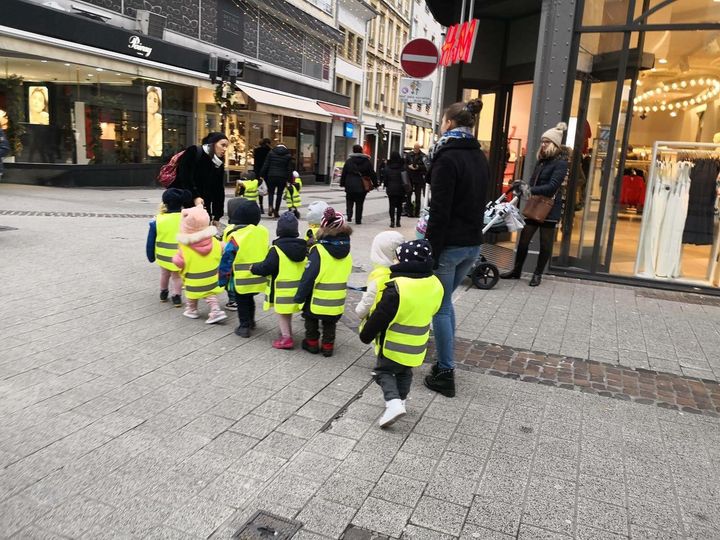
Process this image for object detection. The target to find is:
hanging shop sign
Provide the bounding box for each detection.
[399,78,433,105]
[344,122,355,138]
[401,39,439,78]
[439,19,479,66]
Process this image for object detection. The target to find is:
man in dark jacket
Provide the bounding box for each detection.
[0,128,10,178]
[260,144,293,218]
[405,143,427,217]
[253,138,272,214]
[340,144,377,225]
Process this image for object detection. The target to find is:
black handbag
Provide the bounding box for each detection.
[401,171,412,194]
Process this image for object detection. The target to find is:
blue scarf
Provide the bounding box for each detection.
[426,126,475,164]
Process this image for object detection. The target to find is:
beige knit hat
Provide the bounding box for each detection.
[541,122,568,148]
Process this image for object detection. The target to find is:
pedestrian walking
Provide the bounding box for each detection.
[423,98,489,398]
[340,144,377,225]
[251,212,308,350]
[253,138,272,214]
[359,239,444,427]
[380,151,407,228]
[500,122,569,287]
[355,231,405,321]
[175,132,229,226]
[294,207,353,357]
[236,173,264,208]
[219,199,270,338]
[284,171,302,218]
[305,200,328,247]
[259,143,294,218]
[172,206,227,324]
[0,127,9,180]
[146,188,191,307]
[405,143,427,217]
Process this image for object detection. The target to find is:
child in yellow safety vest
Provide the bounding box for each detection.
[293,207,353,357]
[218,199,270,338]
[359,240,444,428]
[304,200,328,247]
[146,188,191,307]
[355,231,405,321]
[284,171,302,218]
[172,205,228,324]
[250,212,308,350]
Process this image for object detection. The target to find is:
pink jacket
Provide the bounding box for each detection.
[172,226,218,269]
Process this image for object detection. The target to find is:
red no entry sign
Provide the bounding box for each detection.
[401,38,439,79]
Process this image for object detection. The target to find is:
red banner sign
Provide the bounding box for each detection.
[439,19,479,66]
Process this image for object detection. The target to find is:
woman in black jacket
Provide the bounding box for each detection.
[501,122,569,287]
[175,132,229,224]
[423,99,489,399]
[340,144,377,225]
[259,144,294,218]
[380,151,407,228]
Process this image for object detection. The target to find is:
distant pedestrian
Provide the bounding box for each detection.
[355,231,405,321]
[260,143,294,218]
[172,206,227,324]
[175,132,229,226]
[0,127,9,179]
[253,138,272,214]
[379,151,407,228]
[360,240,444,427]
[423,98,489,398]
[294,207,353,357]
[305,200,328,247]
[251,212,308,350]
[405,143,427,217]
[146,188,191,307]
[340,144,377,225]
[218,199,270,338]
[500,122,569,287]
[284,171,302,218]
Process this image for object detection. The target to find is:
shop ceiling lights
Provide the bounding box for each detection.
[632,77,720,114]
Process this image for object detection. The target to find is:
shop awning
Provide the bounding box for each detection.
[317,102,357,122]
[237,83,333,123]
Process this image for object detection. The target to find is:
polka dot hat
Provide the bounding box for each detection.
[395,239,433,264]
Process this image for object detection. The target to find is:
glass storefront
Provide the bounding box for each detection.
[553,0,720,290]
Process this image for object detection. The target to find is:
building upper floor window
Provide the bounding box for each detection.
[304,0,332,14]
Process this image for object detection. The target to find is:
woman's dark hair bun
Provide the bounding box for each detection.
[466,98,483,116]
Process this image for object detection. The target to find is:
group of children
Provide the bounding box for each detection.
[147,186,444,428]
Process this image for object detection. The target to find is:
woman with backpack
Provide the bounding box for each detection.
[174,132,229,225]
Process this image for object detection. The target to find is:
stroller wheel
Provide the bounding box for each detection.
[472,262,499,290]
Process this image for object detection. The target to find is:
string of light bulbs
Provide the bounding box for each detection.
[632,77,720,116]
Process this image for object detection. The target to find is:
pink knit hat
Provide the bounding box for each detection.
[180,206,210,234]
[320,207,346,229]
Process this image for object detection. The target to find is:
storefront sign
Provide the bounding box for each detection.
[344,122,354,138]
[440,19,479,66]
[128,35,153,58]
[399,78,433,105]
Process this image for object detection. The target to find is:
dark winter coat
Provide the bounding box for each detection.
[0,128,9,174]
[425,138,489,261]
[293,234,351,321]
[405,151,427,185]
[359,260,435,347]
[529,147,569,222]
[380,162,406,197]
[260,145,293,183]
[251,237,308,303]
[175,145,225,221]
[253,144,271,177]
[340,153,377,195]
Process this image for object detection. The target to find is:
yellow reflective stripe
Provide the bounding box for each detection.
[276,280,301,289]
[235,277,267,285]
[389,323,430,336]
[315,282,346,291]
[156,254,175,263]
[185,269,218,279]
[234,263,253,271]
[312,298,346,307]
[156,241,177,249]
[185,283,219,293]
[384,341,428,355]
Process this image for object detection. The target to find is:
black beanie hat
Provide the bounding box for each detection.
[162,188,191,212]
[202,131,228,145]
[276,211,299,238]
[231,198,261,226]
[396,239,433,264]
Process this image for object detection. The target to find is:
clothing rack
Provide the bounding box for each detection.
[634,141,720,281]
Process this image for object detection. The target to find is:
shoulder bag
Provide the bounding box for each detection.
[522,162,554,222]
[401,170,412,194]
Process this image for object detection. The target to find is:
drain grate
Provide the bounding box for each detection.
[342,525,390,539]
[233,511,302,539]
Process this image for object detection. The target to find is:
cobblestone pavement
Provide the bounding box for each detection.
[1,185,720,539]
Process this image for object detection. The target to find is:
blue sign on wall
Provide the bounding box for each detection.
[344,122,355,138]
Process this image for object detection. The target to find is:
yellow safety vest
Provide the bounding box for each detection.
[375,275,444,367]
[241,179,259,203]
[179,239,224,299]
[309,244,352,316]
[359,266,392,332]
[305,224,319,243]
[284,179,302,209]
[228,224,270,294]
[155,212,182,271]
[263,246,306,314]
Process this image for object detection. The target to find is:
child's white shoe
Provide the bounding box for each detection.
[206,310,228,324]
[379,399,406,428]
[183,309,199,319]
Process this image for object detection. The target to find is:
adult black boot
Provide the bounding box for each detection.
[529,274,542,287]
[424,369,455,398]
[500,268,521,279]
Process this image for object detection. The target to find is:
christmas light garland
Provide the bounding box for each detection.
[632,77,720,115]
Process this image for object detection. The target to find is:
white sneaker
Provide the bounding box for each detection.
[206,310,228,324]
[183,309,199,319]
[378,399,406,428]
